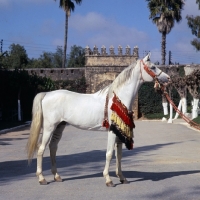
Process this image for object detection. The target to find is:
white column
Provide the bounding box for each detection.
[168,103,173,123]
[174,99,182,120]
[181,97,187,114]
[162,102,168,115]
[192,98,199,119]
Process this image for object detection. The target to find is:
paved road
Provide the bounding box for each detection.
[1,120,200,200]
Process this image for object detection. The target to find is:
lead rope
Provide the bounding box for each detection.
[162,87,200,131]
[141,59,200,131]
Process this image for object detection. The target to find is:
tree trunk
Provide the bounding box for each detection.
[63,12,68,68]
[161,32,166,65]
[162,95,168,115]
[192,98,199,119]
[168,88,173,123]
[174,99,182,119]
[174,87,187,119]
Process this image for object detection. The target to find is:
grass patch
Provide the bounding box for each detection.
[192,116,200,124]
[144,113,170,119]
[0,121,27,131]
[145,113,200,124]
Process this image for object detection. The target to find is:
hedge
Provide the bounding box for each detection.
[138,82,193,117]
[0,69,87,121]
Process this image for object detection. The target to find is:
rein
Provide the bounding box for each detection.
[141,60,157,79]
[163,88,200,131]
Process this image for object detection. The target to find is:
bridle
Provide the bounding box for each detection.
[140,59,163,89]
[140,59,163,82]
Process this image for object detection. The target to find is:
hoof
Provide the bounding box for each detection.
[54,176,62,182]
[120,179,129,184]
[106,181,115,187]
[39,179,48,185]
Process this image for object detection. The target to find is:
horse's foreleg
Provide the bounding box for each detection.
[103,131,116,187]
[115,137,129,184]
[49,121,66,182]
[36,125,54,185]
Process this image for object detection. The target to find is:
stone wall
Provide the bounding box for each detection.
[85,45,139,66]
[25,68,85,81]
[85,45,139,93]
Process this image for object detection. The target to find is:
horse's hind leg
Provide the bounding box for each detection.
[115,137,129,184]
[49,121,66,182]
[36,123,55,185]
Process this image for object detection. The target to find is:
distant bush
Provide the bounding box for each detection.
[0,69,87,121]
[138,82,191,117]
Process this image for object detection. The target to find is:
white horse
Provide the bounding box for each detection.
[26,53,170,186]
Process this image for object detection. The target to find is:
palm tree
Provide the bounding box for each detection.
[197,0,200,9]
[146,0,184,64]
[55,0,82,68]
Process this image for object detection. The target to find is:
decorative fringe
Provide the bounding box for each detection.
[109,93,135,150]
[110,112,133,138]
[110,124,133,150]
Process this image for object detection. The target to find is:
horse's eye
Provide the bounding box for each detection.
[150,66,156,70]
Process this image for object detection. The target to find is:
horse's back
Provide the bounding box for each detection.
[41,89,106,130]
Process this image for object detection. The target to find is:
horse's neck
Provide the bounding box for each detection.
[116,67,143,110]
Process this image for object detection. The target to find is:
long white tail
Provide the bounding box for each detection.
[26,92,46,164]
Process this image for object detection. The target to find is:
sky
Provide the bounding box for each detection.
[0,0,200,64]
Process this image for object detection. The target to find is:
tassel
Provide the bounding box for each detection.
[111,103,134,128]
[108,93,135,149]
[102,119,109,129]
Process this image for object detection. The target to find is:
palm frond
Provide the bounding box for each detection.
[55,0,81,14]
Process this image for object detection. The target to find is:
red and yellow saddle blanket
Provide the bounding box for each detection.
[103,93,135,150]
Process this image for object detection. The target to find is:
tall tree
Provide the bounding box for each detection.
[186,0,200,51]
[2,44,28,68]
[55,0,82,68]
[67,45,85,67]
[54,46,63,67]
[146,0,184,64]
[27,46,64,68]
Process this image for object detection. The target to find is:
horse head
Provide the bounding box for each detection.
[141,53,171,85]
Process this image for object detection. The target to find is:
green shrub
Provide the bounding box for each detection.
[138,82,190,118]
[192,116,200,124]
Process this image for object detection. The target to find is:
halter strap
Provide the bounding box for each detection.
[140,59,164,90]
[102,93,109,129]
[141,60,157,79]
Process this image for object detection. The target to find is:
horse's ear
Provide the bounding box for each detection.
[143,52,151,62]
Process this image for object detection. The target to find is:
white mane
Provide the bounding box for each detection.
[108,61,137,96]
[97,61,137,96]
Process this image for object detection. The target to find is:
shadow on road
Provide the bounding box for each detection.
[0,140,195,185]
[61,170,200,186]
